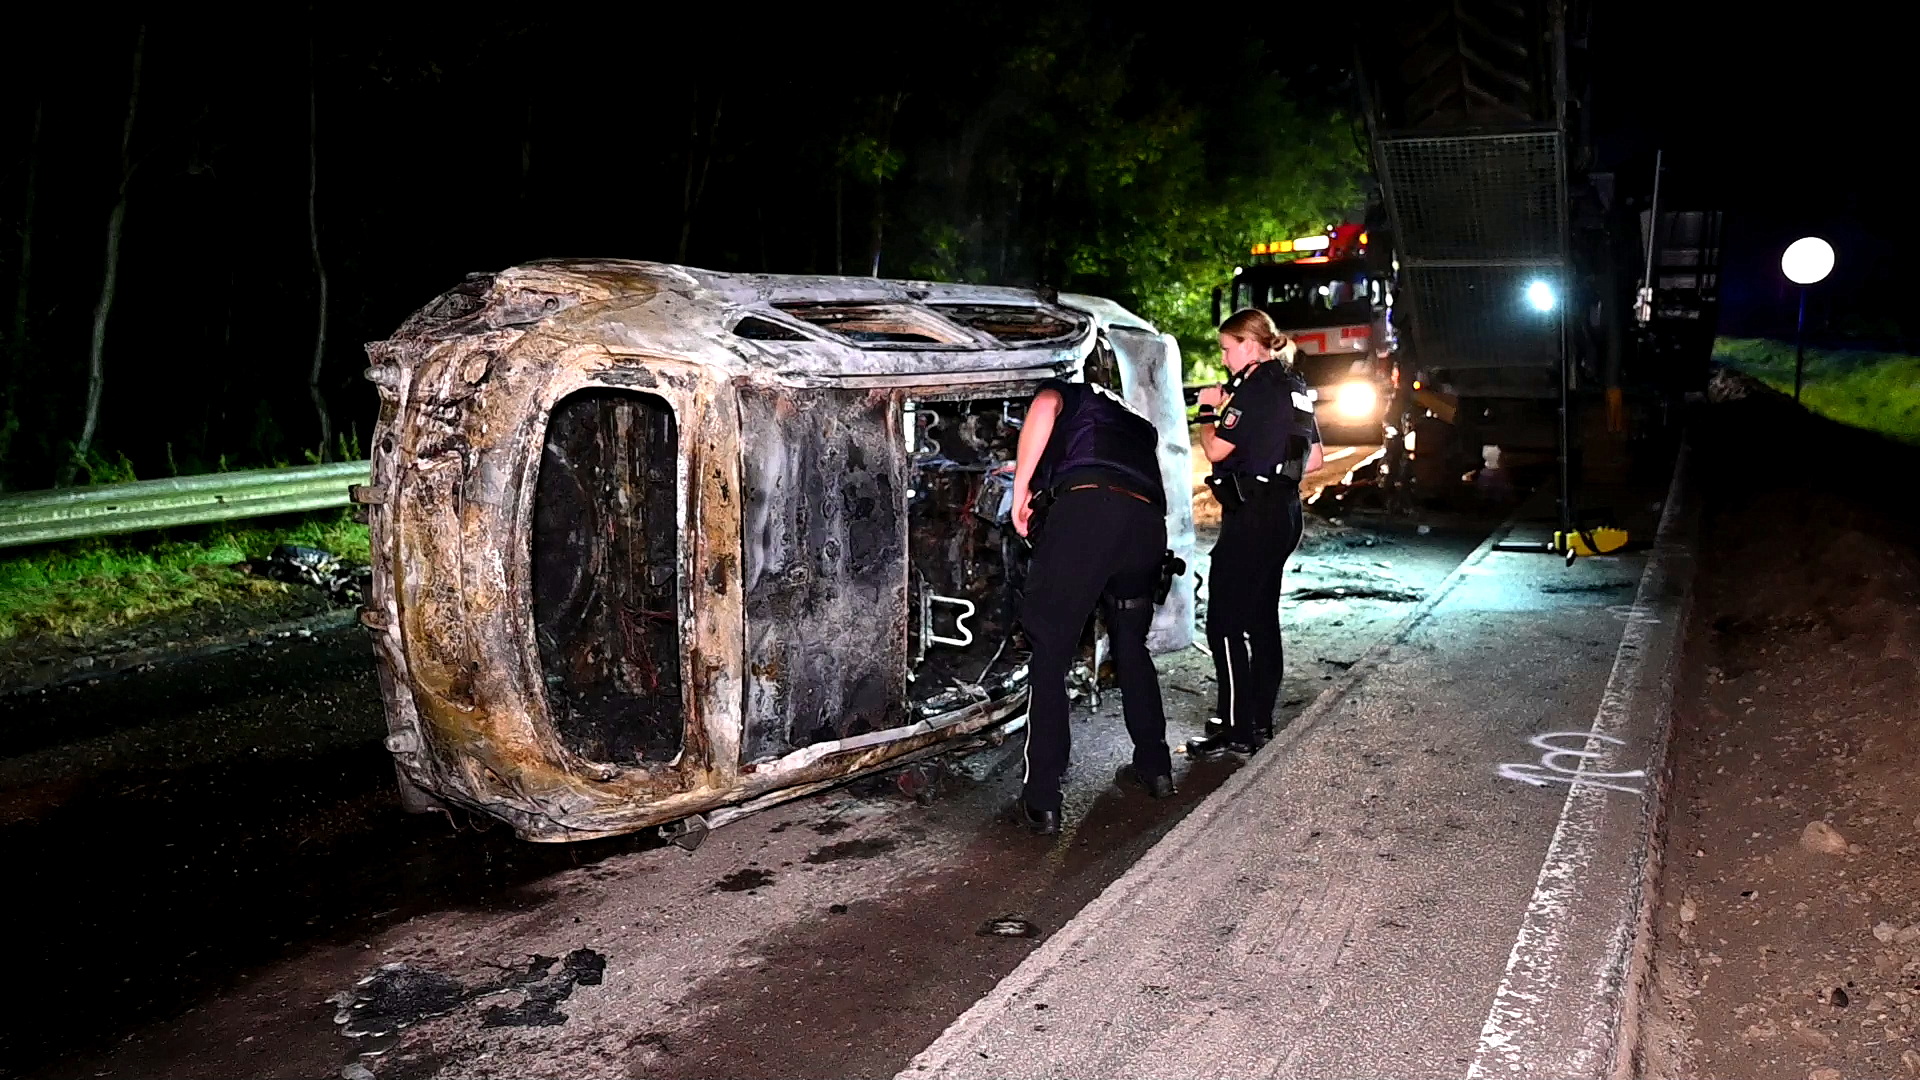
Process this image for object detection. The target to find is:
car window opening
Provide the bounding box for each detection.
[772,302,973,347]
[531,389,684,765]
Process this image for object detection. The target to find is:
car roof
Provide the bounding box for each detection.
[407,259,1163,381]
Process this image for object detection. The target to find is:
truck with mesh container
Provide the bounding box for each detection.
[1354,0,1716,506]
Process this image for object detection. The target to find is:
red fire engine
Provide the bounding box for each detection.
[1214,223,1399,442]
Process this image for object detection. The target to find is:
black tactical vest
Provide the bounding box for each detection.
[1033,380,1167,507]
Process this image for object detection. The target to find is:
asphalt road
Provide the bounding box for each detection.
[1,459,1481,1080]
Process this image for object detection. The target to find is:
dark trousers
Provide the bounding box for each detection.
[1019,487,1171,812]
[1205,480,1304,738]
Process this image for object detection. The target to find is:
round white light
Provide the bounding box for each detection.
[1781,237,1835,285]
[1525,280,1556,312]
[1333,381,1378,420]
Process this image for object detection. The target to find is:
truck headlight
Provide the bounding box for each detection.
[1332,381,1378,420]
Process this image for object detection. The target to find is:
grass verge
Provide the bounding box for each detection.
[1713,337,1920,445]
[0,511,370,643]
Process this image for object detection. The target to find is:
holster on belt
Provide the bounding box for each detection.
[1024,486,1058,543]
[1112,550,1183,612]
[1205,472,1246,510]
[1155,548,1186,605]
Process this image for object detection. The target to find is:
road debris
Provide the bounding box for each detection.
[977,917,1040,938]
[330,948,608,1038]
[257,544,369,606]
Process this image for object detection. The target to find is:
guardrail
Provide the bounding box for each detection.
[0,461,372,550]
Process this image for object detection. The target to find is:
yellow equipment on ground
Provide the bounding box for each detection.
[1552,525,1630,562]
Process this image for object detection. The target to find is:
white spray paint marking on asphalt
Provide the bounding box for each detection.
[1466,456,1688,1080]
[1496,732,1647,796]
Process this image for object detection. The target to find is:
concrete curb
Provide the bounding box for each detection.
[1,607,360,698]
[1465,440,1700,1079]
[1610,445,1702,1079]
[899,502,1526,1078]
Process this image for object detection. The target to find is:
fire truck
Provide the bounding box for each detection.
[1213,223,1400,443]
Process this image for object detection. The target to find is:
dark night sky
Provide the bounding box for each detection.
[0,2,1904,489]
[1590,2,1907,343]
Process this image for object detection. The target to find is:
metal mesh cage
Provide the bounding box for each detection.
[1398,265,1562,370]
[1380,133,1567,261]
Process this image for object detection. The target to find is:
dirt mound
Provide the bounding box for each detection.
[1638,382,1920,1080]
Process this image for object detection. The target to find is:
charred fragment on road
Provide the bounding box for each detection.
[332,949,607,1037]
[480,949,608,1028]
[714,867,776,892]
[804,836,900,864]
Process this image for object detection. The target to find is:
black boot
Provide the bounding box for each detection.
[1016,802,1061,835]
[1115,763,1177,798]
[1184,730,1260,761]
[1202,716,1272,744]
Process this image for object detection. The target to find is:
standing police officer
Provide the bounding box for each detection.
[1187,308,1324,760]
[1007,370,1175,835]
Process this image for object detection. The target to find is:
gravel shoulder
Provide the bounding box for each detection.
[1636,380,1920,1080]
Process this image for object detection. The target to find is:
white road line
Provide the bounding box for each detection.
[1465,447,1689,1080]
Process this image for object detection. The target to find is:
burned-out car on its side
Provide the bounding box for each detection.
[356,261,1194,842]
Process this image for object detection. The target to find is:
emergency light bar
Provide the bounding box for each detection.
[1250,227,1362,258]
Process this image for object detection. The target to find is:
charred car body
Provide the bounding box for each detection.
[357,261,1195,842]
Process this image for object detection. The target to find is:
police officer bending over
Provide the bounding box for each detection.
[1008,375,1176,835]
[1187,308,1325,760]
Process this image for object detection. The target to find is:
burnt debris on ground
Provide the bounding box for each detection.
[331,948,609,1038]
[1,543,371,697]
[254,544,370,606]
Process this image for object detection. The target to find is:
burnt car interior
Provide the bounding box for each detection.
[904,393,1031,720]
[901,338,1124,718]
[531,388,684,765]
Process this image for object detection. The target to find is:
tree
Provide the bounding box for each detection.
[1,98,42,477]
[307,24,331,462]
[676,88,724,264]
[835,94,907,277]
[68,25,145,485]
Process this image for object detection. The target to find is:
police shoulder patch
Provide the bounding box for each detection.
[1221,407,1241,429]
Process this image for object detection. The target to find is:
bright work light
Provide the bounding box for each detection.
[1525,280,1556,312]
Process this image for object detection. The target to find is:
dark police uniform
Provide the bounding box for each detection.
[1190,360,1318,758]
[1018,378,1172,824]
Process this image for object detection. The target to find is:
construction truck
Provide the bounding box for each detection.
[1349,0,1719,537]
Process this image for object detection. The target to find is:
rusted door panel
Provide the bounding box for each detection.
[737,383,908,763]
